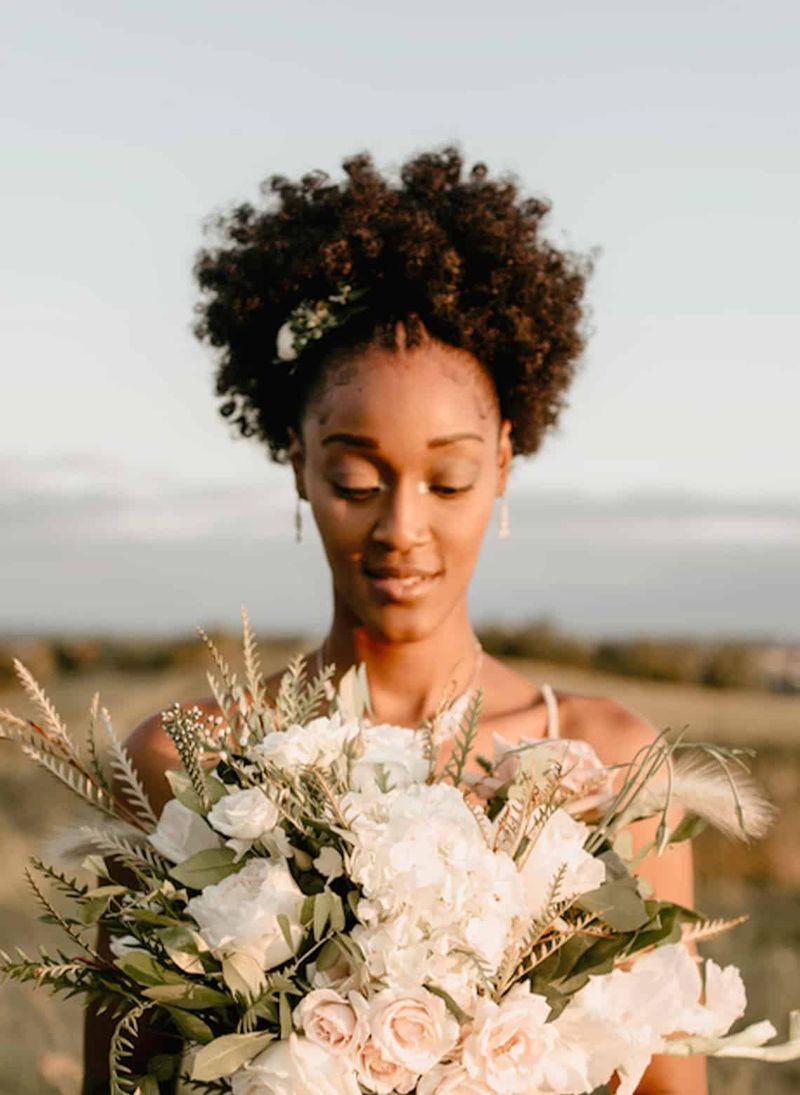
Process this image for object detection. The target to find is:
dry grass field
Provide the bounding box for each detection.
[0,644,798,1094]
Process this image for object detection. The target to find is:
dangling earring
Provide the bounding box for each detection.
[498,495,510,540]
[295,495,303,543]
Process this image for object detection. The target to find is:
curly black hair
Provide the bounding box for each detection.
[193,146,592,462]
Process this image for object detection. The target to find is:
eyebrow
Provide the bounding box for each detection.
[321,431,485,449]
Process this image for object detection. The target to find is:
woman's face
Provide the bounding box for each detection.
[289,340,513,643]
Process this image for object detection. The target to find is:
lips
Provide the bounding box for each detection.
[362,564,442,603]
[364,566,439,580]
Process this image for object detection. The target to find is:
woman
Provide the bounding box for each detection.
[85,148,707,1093]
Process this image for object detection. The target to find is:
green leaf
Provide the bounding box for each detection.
[279,992,292,1040]
[143,983,231,1010]
[329,892,346,933]
[669,813,708,844]
[165,769,227,814]
[114,951,187,987]
[191,1031,274,1082]
[163,1007,215,1044]
[222,952,266,1000]
[170,847,240,890]
[84,883,129,900]
[133,1076,160,1095]
[276,913,297,954]
[576,878,650,931]
[423,983,472,1025]
[315,938,342,973]
[313,891,331,941]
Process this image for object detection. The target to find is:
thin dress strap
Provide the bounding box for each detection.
[541,683,560,740]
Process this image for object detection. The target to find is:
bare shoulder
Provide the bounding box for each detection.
[478,656,656,765]
[560,689,658,767]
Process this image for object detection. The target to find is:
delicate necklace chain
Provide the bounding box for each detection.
[313,638,483,730]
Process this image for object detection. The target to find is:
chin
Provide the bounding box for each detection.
[342,590,444,645]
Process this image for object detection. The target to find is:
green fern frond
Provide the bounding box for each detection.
[110,1002,154,1095]
[442,689,482,787]
[25,866,101,958]
[28,858,89,902]
[103,709,159,830]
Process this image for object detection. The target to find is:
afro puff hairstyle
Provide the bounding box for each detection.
[193,146,592,463]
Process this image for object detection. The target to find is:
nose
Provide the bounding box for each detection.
[370,479,430,552]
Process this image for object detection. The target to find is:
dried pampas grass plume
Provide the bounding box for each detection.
[625,752,776,841]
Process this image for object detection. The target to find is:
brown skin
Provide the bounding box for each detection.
[86,337,707,1094]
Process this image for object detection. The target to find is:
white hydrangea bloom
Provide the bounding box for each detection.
[347,782,523,977]
[517,807,606,918]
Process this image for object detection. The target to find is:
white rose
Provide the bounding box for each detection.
[208,787,280,840]
[418,1064,494,1094]
[463,983,590,1095]
[350,724,429,793]
[293,989,363,1057]
[368,986,459,1074]
[232,1033,360,1095]
[148,798,222,864]
[518,808,606,919]
[253,712,358,771]
[354,1038,417,1095]
[187,857,304,970]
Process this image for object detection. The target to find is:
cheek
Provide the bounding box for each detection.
[310,496,368,559]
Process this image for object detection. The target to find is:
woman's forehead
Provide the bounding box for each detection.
[306,344,498,442]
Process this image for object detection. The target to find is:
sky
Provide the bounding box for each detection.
[1,0,798,639]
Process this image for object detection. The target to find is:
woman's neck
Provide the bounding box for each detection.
[320,599,481,728]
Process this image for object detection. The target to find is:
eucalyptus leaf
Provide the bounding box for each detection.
[315,938,342,973]
[279,992,292,1040]
[222,952,266,1000]
[170,847,240,890]
[163,1007,215,1044]
[114,951,188,987]
[191,1031,274,1082]
[577,878,650,931]
[313,891,331,941]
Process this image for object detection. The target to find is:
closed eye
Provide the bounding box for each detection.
[332,484,473,501]
[332,485,381,501]
[433,485,473,497]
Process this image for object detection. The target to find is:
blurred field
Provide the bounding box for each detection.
[0,646,798,1094]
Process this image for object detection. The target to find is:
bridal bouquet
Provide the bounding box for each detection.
[2,615,799,1094]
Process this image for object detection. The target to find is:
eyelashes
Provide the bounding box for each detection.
[332,484,473,502]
